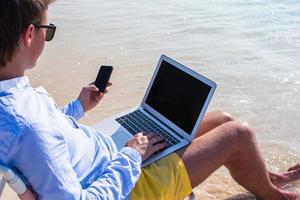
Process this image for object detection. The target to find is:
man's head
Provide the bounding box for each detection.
[0,0,55,69]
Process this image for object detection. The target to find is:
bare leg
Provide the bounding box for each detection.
[176,121,299,200]
[197,112,300,188]
[196,111,234,137]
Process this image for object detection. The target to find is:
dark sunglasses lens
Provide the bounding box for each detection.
[45,28,55,41]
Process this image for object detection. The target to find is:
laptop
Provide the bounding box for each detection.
[94,55,217,167]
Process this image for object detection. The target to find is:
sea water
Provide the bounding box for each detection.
[7,0,299,199]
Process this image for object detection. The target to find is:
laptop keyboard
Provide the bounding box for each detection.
[115,110,180,147]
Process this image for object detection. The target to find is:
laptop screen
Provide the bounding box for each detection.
[145,60,212,135]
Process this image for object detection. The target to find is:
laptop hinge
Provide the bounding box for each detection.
[143,109,184,139]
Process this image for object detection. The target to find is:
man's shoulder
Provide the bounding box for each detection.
[0,102,60,163]
[0,88,57,137]
[1,86,58,122]
[0,85,62,164]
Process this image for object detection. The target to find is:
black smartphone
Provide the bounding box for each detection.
[94,65,113,93]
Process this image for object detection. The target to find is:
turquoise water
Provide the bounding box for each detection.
[26,0,300,199]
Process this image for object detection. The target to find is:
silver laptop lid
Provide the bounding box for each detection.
[141,55,217,142]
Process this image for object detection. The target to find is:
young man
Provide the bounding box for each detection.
[0,0,300,199]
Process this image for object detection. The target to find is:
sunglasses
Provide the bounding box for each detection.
[33,23,56,42]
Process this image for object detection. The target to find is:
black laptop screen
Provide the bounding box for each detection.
[145,60,212,135]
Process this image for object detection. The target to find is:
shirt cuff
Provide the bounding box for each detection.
[74,99,86,119]
[120,147,142,166]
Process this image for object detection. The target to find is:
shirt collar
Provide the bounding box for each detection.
[0,76,31,92]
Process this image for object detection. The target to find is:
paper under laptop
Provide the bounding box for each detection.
[93,55,217,167]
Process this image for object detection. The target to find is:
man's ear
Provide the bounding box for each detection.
[22,24,35,48]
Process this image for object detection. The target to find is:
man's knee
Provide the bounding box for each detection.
[225,121,256,145]
[216,111,235,125]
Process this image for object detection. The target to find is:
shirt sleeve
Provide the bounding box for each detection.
[7,123,142,200]
[59,99,85,120]
[83,147,142,200]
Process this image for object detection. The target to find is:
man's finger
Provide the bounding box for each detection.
[150,142,167,154]
[87,85,100,92]
[136,132,144,137]
[99,93,105,101]
[140,135,148,143]
[95,94,103,102]
[150,135,165,145]
[146,133,156,139]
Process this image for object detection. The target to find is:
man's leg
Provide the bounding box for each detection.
[197,111,300,187]
[176,121,299,200]
[196,111,234,137]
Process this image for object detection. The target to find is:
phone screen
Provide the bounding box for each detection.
[94,66,113,93]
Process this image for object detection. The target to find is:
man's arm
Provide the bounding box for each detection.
[19,189,35,200]
[59,99,85,120]
[59,83,111,120]
[8,123,142,200]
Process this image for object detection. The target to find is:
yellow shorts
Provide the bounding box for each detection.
[130,153,192,200]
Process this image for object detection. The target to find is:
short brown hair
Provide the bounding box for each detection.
[0,0,55,68]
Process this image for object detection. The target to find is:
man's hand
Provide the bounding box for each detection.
[126,132,166,160]
[78,82,112,112]
[18,189,35,200]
